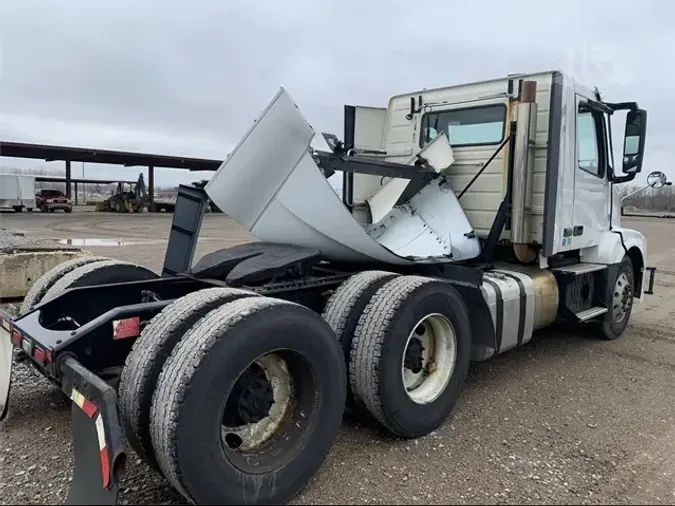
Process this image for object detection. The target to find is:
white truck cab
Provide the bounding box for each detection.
[346,71,649,280]
[207,70,658,351]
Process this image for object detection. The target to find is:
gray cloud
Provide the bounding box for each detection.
[0,0,672,185]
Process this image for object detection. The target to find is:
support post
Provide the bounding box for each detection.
[74,182,78,205]
[65,160,72,199]
[148,165,155,212]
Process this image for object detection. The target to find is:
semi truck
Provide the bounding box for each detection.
[0,70,664,505]
[0,174,35,212]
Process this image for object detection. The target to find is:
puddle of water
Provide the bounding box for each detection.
[58,238,148,247]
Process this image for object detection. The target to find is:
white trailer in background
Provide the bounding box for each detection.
[0,174,35,212]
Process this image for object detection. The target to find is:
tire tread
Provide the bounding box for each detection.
[349,275,439,433]
[118,287,258,470]
[43,259,155,302]
[322,270,398,412]
[150,296,292,502]
[20,256,109,313]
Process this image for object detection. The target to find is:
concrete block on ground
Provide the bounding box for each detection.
[0,229,90,299]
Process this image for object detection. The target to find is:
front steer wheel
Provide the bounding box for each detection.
[150,296,347,505]
[598,256,635,340]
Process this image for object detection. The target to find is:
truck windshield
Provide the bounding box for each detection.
[421,104,506,147]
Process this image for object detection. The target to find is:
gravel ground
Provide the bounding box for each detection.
[1,209,675,505]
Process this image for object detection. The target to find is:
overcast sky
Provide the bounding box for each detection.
[0,0,672,188]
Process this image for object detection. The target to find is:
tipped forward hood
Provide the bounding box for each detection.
[205,88,480,265]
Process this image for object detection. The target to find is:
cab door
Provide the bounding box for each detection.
[570,92,611,250]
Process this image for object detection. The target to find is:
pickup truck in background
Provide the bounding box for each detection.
[35,189,73,213]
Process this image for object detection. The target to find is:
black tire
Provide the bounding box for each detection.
[350,275,472,438]
[20,256,111,313]
[64,207,72,214]
[150,296,347,505]
[26,207,33,213]
[599,256,635,340]
[118,287,260,471]
[13,206,22,213]
[42,259,158,303]
[48,208,54,213]
[322,270,399,414]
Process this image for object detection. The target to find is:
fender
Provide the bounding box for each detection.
[579,227,647,300]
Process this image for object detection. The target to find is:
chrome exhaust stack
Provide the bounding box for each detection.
[511,80,538,263]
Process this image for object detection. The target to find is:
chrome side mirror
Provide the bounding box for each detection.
[647,170,668,189]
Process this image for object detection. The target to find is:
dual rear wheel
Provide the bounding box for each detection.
[323,272,472,438]
[117,288,346,505]
[26,259,471,503]
[25,258,347,505]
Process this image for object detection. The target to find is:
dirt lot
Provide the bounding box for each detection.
[1,209,675,505]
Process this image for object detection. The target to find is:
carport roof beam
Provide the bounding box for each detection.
[0,141,223,171]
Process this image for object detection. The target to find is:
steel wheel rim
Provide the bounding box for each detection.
[221,353,292,452]
[401,313,457,405]
[612,272,633,323]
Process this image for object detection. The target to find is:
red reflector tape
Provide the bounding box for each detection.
[71,389,111,489]
[95,413,111,488]
[112,317,140,340]
[99,436,111,488]
[70,388,99,418]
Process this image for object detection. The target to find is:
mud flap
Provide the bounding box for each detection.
[0,309,13,422]
[60,358,127,505]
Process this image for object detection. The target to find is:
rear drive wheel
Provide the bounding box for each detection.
[119,287,259,471]
[64,207,72,213]
[150,296,347,504]
[322,270,399,414]
[350,275,471,438]
[42,259,158,303]
[20,256,110,313]
[599,256,635,340]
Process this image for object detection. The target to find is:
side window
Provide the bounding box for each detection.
[421,104,506,147]
[577,105,603,177]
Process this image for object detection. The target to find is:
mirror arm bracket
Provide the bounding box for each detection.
[583,99,614,115]
[605,101,639,112]
[612,173,637,185]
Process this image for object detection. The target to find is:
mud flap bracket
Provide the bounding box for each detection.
[644,266,657,295]
[60,357,127,505]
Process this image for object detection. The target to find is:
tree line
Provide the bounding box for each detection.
[615,182,675,213]
[2,165,672,212]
